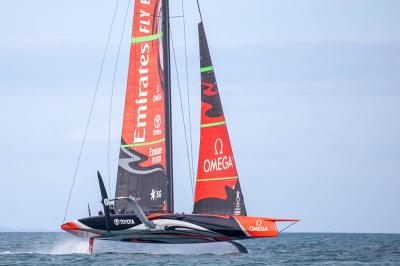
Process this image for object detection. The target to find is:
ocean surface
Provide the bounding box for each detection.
[0,232,399,265]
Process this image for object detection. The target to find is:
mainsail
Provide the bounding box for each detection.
[115,0,173,214]
[193,22,247,216]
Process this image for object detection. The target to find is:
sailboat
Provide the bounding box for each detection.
[61,0,298,254]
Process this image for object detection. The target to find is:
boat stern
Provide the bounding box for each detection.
[234,216,299,238]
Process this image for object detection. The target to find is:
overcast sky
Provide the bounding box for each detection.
[0,0,399,233]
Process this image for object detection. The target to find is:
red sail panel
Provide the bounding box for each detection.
[193,22,246,216]
[115,0,170,214]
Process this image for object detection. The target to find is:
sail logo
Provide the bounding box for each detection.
[150,188,162,200]
[114,219,135,226]
[133,1,153,145]
[153,93,162,102]
[154,115,161,129]
[153,114,162,136]
[214,138,223,155]
[234,191,242,215]
[203,138,233,173]
[249,220,269,232]
[133,41,150,144]
[138,1,152,34]
[153,85,162,102]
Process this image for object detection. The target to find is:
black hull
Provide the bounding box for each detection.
[63,213,248,244]
[62,212,297,246]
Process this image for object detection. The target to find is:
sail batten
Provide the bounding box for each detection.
[200,66,214,73]
[115,0,172,214]
[196,176,238,182]
[200,121,226,128]
[193,22,247,216]
[131,32,163,43]
[121,138,166,148]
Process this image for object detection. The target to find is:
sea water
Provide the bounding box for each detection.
[0,232,399,265]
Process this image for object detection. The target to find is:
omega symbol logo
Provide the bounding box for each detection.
[154,115,161,129]
[203,138,232,173]
[214,138,223,155]
[256,219,263,226]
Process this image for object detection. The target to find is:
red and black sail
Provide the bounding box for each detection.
[193,22,247,216]
[115,0,173,214]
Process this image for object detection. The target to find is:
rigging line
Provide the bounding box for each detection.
[196,0,203,22]
[181,0,195,198]
[279,221,299,233]
[108,0,131,196]
[170,28,194,197]
[62,0,120,223]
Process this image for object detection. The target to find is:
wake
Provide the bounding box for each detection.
[0,239,89,255]
[48,238,89,254]
[0,240,241,255]
[102,241,243,255]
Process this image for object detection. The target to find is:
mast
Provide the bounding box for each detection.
[162,0,173,213]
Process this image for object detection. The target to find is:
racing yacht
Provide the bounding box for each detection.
[61,0,298,254]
